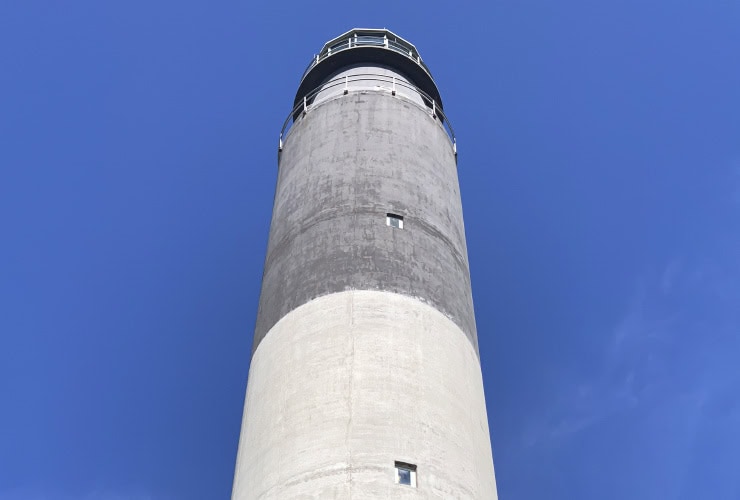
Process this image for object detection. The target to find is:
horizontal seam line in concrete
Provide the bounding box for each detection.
[263,208,469,274]
[251,289,481,362]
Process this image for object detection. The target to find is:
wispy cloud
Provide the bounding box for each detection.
[521,253,739,451]
[660,258,682,295]
[731,157,740,206]
[535,278,672,442]
[0,487,167,500]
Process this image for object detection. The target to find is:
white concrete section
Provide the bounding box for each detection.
[232,291,497,499]
[314,64,426,107]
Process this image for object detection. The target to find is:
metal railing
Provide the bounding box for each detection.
[301,31,433,81]
[279,73,457,156]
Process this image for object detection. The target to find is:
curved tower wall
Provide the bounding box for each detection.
[313,64,426,107]
[233,29,497,499]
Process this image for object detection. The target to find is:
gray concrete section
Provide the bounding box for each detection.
[253,90,477,355]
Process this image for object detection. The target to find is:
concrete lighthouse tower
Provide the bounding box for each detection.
[232,29,498,499]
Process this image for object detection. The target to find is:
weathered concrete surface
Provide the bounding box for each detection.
[254,89,477,355]
[233,291,497,499]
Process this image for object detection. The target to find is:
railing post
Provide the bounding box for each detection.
[432,100,436,118]
[303,96,307,114]
[453,138,457,156]
[344,75,349,95]
[384,35,388,48]
[279,134,283,151]
[392,76,396,96]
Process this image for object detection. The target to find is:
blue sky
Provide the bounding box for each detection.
[1,1,738,499]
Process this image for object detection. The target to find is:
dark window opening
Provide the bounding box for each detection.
[395,461,417,487]
[387,213,404,229]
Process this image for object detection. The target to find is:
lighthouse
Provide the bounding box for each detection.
[232,28,498,499]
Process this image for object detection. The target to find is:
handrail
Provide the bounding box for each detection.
[279,73,457,157]
[301,30,433,82]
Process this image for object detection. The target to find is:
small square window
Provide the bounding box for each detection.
[387,213,404,229]
[395,461,417,487]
